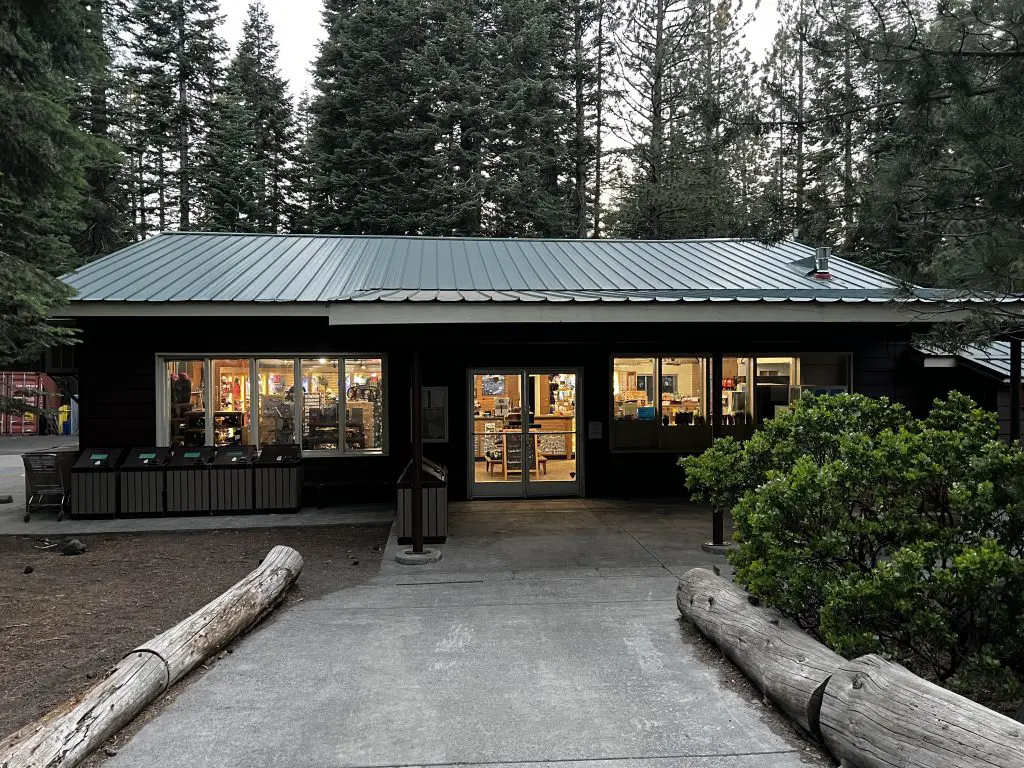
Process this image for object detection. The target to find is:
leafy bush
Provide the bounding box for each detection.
[681,392,1024,712]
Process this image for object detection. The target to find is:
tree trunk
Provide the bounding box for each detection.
[676,568,844,737]
[177,0,190,231]
[592,0,603,239]
[0,546,303,768]
[820,654,1024,768]
[572,1,587,238]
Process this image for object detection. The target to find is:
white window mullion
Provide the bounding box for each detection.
[204,358,213,447]
[250,358,258,448]
[293,358,301,446]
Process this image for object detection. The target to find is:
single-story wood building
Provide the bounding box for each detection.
[57,233,1010,504]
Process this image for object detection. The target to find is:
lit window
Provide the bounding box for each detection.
[257,359,296,446]
[613,358,657,420]
[660,357,705,427]
[166,360,204,448]
[212,359,252,446]
[301,358,339,451]
[344,358,384,452]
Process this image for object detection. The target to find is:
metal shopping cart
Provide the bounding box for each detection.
[22,451,74,522]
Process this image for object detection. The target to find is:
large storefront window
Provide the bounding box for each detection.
[611,354,850,451]
[159,355,386,454]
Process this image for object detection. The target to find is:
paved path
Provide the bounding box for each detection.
[108,504,823,768]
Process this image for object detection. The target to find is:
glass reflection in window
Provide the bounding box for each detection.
[258,359,296,446]
[345,358,383,451]
[613,357,656,420]
[301,358,339,451]
[167,360,204,447]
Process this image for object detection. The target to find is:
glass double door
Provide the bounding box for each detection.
[470,370,580,498]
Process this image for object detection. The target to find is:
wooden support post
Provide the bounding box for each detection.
[411,349,424,553]
[711,352,724,547]
[1011,337,1021,445]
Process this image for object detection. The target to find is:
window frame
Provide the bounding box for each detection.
[156,353,389,456]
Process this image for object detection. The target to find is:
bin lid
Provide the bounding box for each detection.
[168,446,215,466]
[212,445,257,466]
[122,447,170,468]
[257,444,302,465]
[73,448,124,470]
[397,458,447,486]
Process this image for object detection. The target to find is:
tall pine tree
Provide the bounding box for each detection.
[126,0,226,231]
[198,1,297,232]
[0,0,99,365]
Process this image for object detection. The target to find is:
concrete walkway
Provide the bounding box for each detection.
[107,502,822,768]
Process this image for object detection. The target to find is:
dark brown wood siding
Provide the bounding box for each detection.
[76,316,934,501]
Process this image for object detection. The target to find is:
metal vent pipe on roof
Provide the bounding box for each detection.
[814,246,832,279]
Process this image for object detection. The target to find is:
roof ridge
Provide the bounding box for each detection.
[150,231,811,246]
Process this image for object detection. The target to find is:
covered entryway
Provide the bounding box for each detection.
[469,369,581,499]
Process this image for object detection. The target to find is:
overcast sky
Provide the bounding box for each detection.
[218,0,781,100]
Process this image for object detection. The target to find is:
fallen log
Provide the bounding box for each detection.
[820,654,1024,768]
[676,567,844,736]
[0,545,303,768]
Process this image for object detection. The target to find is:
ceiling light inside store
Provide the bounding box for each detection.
[319,358,327,364]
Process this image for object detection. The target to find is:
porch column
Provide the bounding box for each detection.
[1011,337,1021,445]
[711,352,724,548]
[411,349,424,553]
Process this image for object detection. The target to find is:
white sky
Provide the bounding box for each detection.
[219,0,781,100]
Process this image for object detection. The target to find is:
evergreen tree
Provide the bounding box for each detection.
[487,0,573,236]
[562,0,613,237]
[126,0,226,231]
[0,0,98,365]
[308,0,441,234]
[309,0,579,236]
[198,1,297,232]
[609,0,757,239]
[75,0,133,259]
[287,91,317,232]
[854,0,1024,308]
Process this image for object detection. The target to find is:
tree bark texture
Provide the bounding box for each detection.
[820,654,1024,768]
[0,545,303,768]
[676,567,844,736]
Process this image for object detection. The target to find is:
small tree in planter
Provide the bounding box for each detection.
[681,392,1024,711]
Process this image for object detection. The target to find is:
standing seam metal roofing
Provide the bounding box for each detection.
[63,231,904,303]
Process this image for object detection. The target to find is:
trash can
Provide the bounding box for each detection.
[166,447,214,515]
[397,458,448,544]
[255,444,303,513]
[119,447,169,517]
[211,445,256,513]
[70,448,124,518]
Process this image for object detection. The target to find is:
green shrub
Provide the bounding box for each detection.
[681,391,1024,712]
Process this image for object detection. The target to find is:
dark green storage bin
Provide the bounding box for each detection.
[255,444,303,513]
[166,447,213,515]
[211,446,256,513]
[119,447,169,517]
[70,448,123,518]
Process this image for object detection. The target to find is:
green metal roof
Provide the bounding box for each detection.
[64,232,902,304]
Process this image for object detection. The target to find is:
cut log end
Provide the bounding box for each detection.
[677,568,844,737]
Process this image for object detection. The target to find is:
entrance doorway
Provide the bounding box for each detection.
[469,370,581,498]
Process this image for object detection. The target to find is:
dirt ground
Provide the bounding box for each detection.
[0,524,390,740]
